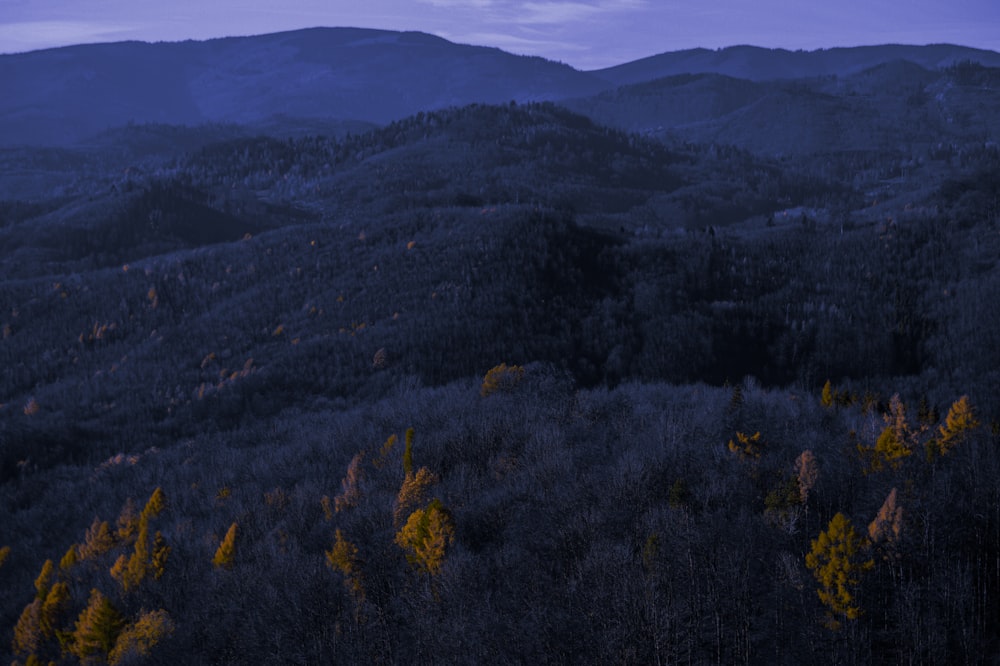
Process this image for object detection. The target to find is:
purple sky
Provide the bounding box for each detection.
[1,0,998,69]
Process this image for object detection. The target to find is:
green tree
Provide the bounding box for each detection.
[805,513,873,629]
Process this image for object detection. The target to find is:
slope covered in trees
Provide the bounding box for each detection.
[1,98,999,662]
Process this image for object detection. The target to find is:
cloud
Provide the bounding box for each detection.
[417,0,495,8]
[516,0,645,25]
[445,29,588,55]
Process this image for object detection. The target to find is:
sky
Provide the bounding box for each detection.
[1,0,998,70]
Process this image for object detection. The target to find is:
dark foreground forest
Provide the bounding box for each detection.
[1,57,1000,664]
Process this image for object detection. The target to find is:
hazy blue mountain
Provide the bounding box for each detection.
[6,31,1000,149]
[566,61,1000,155]
[0,27,607,146]
[591,43,1000,86]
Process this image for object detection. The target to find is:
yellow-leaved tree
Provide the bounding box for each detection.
[728,431,764,460]
[71,588,125,662]
[326,529,366,614]
[213,522,239,569]
[857,394,916,473]
[395,499,455,578]
[108,608,175,665]
[927,395,979,459]
[805,512,873,630]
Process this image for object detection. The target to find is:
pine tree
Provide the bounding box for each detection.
[72,588,125,661]
[213,522,238,569]
[805,513,873,629]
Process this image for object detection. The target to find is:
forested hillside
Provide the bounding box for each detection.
[1,91,999,664]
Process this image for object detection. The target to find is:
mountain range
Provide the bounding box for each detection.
[2,27,999,149]
[3,27,1000,665]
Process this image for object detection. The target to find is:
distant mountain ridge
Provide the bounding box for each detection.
[0,27,605,146]
[1,28,999,147]
[590,43,1000,86]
